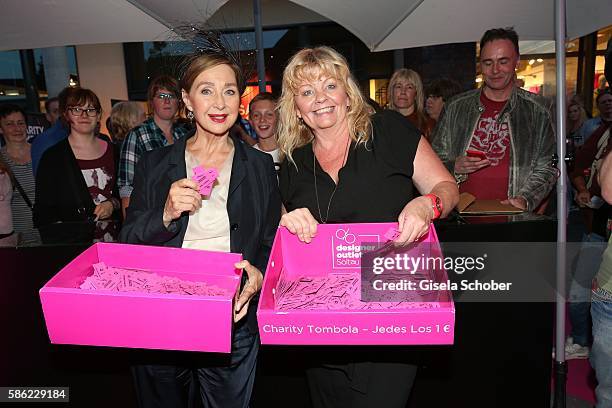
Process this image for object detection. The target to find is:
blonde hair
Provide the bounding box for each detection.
[388,68,425,114]
[110,102,145,142]
[277,46,372,164]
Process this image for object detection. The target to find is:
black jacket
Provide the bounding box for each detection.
[119,132,281,333]
[34,138,119,244]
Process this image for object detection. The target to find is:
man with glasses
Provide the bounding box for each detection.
[118,75,189,215]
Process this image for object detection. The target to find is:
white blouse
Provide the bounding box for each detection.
[181,146,234,252]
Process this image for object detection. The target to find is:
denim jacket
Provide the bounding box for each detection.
[431,87,557,211]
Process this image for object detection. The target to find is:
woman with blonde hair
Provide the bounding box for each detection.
[387,68,436,141]
[109,101,146,143]
[278,46,459,407]
[567,96,589,147]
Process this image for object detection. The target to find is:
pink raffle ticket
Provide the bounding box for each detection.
[192,166,219,196]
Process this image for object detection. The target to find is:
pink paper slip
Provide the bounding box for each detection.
[193,166,219,196]
[80,262,230,296]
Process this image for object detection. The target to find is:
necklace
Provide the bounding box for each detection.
[313,137,351,224]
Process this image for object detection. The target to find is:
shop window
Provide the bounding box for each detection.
[369,79,389,108]
[596,25,611,51]
[0,46,78,106]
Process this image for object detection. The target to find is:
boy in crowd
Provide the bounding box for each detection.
[248,92,280,171]
[118,75,189,215]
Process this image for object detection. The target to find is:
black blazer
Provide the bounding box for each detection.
[34,138,119,244]
[119,132,281,333]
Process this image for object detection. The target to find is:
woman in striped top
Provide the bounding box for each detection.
[0,160,17,246]
[0,104,40,245]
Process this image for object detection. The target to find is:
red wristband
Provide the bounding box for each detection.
[424,194,442,220]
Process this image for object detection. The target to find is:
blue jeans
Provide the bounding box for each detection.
[591,287,612,408]
[569,233,606,346]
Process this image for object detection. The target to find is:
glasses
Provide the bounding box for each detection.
[68,107,99,117]
[155,92,177,101]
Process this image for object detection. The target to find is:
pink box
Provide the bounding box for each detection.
[39,243,242,353]
[257,223,455,345]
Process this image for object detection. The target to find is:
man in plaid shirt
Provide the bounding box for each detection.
[118,76,190,214]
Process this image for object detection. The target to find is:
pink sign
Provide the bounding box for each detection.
[257,223,455,346]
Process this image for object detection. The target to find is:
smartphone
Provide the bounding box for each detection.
[466,150,487,160]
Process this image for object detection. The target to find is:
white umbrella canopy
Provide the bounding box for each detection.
[292,0,612,50]
[0,0,331,52]
[0,0,230,52]
[3,0,607,52]
[0,0,168,51]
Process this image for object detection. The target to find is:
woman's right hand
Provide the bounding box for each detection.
[280,207,318,243]
[162,178,202,227]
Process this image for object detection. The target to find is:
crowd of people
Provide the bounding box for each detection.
[0,26,611,408]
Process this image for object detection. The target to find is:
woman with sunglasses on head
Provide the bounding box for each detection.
[34,87,120,244]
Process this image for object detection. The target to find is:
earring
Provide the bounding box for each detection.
[187,110,194,120]
[298,117,304,125]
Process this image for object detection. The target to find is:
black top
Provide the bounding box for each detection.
[279,110,421,223]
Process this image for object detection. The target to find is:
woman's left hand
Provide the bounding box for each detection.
[93,201,114,221]
[234,259,264,322]
[395,196,433,245]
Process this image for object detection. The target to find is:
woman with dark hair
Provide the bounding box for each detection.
[425,77,463,122]
[34,87,120,244]
[119,49,280,407]
[0,104,40,245]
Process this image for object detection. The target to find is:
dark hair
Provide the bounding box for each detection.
[44,97,59,113]
[64,88,101,111]
[480,27,519,55]
[0,104,26,121]
[58,87,86,117]
[249,92,276,112]
[179,54,244,96]
[61,88,101,126]
[147,75,181,103]
[426,78,463,102]
[596,87,611,103]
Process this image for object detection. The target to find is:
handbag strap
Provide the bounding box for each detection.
[12,175,33,210]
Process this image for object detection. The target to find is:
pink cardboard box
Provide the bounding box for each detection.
[39,243,242,353]
[257,223,455,345]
